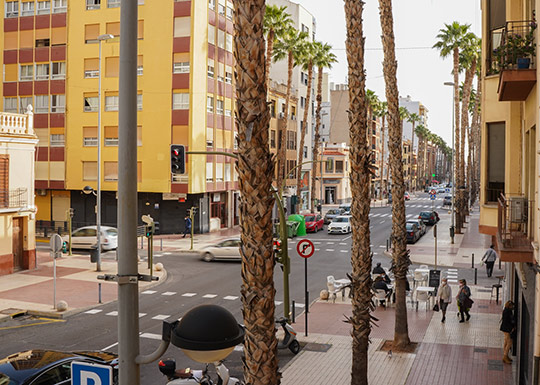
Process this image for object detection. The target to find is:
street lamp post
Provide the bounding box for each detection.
[444,81,455,244]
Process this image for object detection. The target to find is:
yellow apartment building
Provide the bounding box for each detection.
[480,0,539,381]
[1,0,239,234]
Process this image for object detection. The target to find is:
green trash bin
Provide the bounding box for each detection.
[286,221,299,238]
[288,214,306,237]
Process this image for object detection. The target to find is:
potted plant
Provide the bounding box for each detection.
[494,22,536,69]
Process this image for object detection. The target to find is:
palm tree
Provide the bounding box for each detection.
[378,0,411,349]
[232,1,278,383]
[263,5,293,89]
[310,43,337,212]
[407,112,421,191]
[344,2,373,383]
[375,101,388,197]
[399,107,410,190]
[295,40,318,213]
[273,28,309,192]
[433,21,471,233]
[414,124,427,189]
[366,90,380,198]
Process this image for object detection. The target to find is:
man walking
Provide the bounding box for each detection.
[482,244,498,277]
[183,215,192,238]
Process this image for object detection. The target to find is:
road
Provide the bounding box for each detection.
[0,193,453,383]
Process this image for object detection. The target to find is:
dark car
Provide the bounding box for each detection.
[406,222,421,243]
[303,213,324,232]
[407,219,426,236]
[0,350,118,385]
[418,210,439,225]
[443,195,452,206]
[323,208,344,224]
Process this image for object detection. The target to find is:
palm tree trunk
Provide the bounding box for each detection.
[233,2,279,384]
[296,62,313,213]
[344,2,373,384]
[378,0,410,348]
[265,30,275,90]
[452,46,462,233]
[460,58,476,218]
[310,67,324,212]
[474,75,481,202]
[410,122,415,191]
[277,52,294,192]
[380,116,386,197]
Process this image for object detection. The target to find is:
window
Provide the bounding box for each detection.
[105,57,119,77]
[209,0,215,10]
[4,98,17,113]
[226,5,233,20]
[217,63,224,82]
[35,95,48,113]
[52,0,66,13]
[304,145,308,158]
[300,97,305,109]
[301,23,309,35]
[173,62,190,73]
[206,127,214,146]
[286,131,296,150]
[84,96,98,112]
[226,34,233,52]
[104,126,118,146]
[85,24,100,44]
[225,67,232,84]
[104,162,118,181]
[270,130,276,148]
[84,58,99,78]
[20,65,34,81]
[225,109,231,117]
[216,163,223,181]
[5,1,18,17]
[50,134,64,147]
[108,0,120,7]
[35,38,50,48]
[173,93,189,110]
[105,95,119,111]
[486,122,505,203]
[233,132,238,150]
[270,100,276,118]
[52,62,66,79]
[21,1,35,16]
[137,64,143,76]
[218,30,225,49]
[51,94,65,113]
[137,94,143,111]
[173,16,191,38]
[37,0,50,14]
[216,100,224,115]
[19,96,33,112]
[83,127,98,146]
[208,26,215,45]
[86,0,100,10]
[325,158,334,172]
[225,163,231,182]
[83,161,97,180]
[218,3,225,16]
[35,63,50,80]
[336,160,344,173]
[207,96,214,113]
[206,163,213,182]
[207,59,215,78]
[137,125,142,146]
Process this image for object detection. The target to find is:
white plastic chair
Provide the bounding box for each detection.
[419,265,429,270]
[416,290,430,311]
[373,290,388,309]
[413,271,427,287]
[327,276,343,303]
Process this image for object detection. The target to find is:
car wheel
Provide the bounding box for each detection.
[203,252,214,262]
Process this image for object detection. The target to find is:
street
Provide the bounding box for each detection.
[0,193,462,383]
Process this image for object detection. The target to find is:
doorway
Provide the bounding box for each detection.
[12,217,23,271]
[324,187,336,204]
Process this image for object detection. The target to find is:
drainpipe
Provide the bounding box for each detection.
[533,244,540,384]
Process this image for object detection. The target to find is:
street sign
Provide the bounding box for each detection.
[50,234,63,253]
[430,189,436,195]
[445,188,450,193]
[430,194,436,200]
[296,239,315,258]
[71,361,112,385]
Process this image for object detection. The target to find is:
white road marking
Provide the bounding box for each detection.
[142,290,157,295]
[342,235,352,241]
[140,332,162,340]
[163,252,171,255]
[379,245,386,248]
[339,242,347,245]
[326,249,335,252]
[203,294,218,298]
[152,314,171,320]
[234,345,244,352]
[406,214,414,218]
[327,242,335,245]
[380,213,388,217]
[85,309,102,314]
[101,342,118,351]
[380,221,385,224]
[106,311,118,316]
[182,293,197,297]
[274,301,283,305]
[314,242,321,245]
[224,295,239,300]
[139,313,147,318]
[372,213,381,217]
[295,303,305,308]
[162,292,176,296]
[340,250,348,253]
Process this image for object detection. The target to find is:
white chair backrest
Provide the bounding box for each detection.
[419,265,429,270]
[417,291,429,301]
[375,290,387,300]
[414,271,425,280]
[327,275,335,284]
[327,281,336,292]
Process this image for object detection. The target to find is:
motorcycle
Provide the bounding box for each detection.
[276,317,300,354]
[158,358,242,385]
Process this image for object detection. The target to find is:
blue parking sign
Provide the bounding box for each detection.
[72,361,112,385]
[430,194,436,200]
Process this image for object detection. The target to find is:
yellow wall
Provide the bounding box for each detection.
[35,193,51,221]
[0,214,12,256]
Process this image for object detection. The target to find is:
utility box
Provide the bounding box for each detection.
[509,197,527,223]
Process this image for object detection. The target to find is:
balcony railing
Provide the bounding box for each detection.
[0,188,28,209]
[497,194,534,262]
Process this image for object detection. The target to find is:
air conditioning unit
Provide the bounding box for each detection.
[509,197,527,223]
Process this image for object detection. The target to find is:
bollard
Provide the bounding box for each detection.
[160,238,163,251]
[292,300,296,323]
[98,283,102,304]
[471,253,474,269]
[140,236,143,249]
[474,268,477,285]
[386,239,389,252]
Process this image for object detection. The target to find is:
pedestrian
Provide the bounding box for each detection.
[373,276,393,306]
[436,278,452,323]
[373,262,385,275]
[183,215,192,238]
[500,301,516,364]
[456,279,472,323]
[482,244,498,277]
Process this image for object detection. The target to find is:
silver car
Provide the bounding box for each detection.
[201,238,242,262]
[406,219,426,236]
[61,226,118,251]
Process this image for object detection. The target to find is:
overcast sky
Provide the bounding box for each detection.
[293,0,481,145]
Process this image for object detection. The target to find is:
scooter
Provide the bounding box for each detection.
[158,358,242,385]
[276,317,300,354]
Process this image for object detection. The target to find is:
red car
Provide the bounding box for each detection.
[303,213,324,232]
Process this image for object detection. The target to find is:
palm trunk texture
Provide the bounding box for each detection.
[344,2,374,384]
[311,68,324,212]
[380,115,386,195]
[265,30,275,90]
[277,52,294,192]
[233,2,279,384]
[296,62,313,213]
[460,58,476,218]
[378,0,411,348]
[452,46,462,233]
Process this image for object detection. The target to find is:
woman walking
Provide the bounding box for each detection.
[500,301,516,364]
[437,277,452,323]
[456,279,472,323]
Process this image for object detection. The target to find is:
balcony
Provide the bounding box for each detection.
[0,188,28,210]
[497,194,534,263]
[488,21,537,101]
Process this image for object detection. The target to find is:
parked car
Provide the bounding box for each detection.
[0,349,118,385]
[200,238,241,262]
[407,219,426,236]
[404,192,411,200]
[437,187,446,193]
[323,208,344,224]
[61,226,118,251]
[339,203,351,213]
[418,210,440,225]
[424,186,431,193]
[328,215,352,234]
[443,195,453,206]
[303,213,324,233]
[406,222,422,243]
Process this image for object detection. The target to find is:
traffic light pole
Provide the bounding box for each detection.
[189,207,195,250]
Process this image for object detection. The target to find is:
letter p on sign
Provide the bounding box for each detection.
[71,361,112,385]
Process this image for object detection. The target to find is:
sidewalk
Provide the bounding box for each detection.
[280,204,514,385]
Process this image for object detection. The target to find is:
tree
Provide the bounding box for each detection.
[406,112,421,191]
[414,124,428,189]
[399,107,410,190]
[374,101,388,197]
[344,2,374,384]
[273,28,309,192]
[366,90,380,198]
[434,21,471,233]
[232,1,279,384]
[295,40,318,213]
[263,5,293,89]
[378,0,411,348]
[310,43,337,212]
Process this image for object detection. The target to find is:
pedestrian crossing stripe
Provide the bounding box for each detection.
[162,292,176,296]
[203,294,217,298]
[295,303,305,308]
[140,332,161,340]
[152,314,170,320]
[326,249,334,252]
[139,313,147,318]
[106,311,118,316]
[182,293,197,297]
[274,301,283,305]
[340,250,348,253]
[224,295,238,300]
[142,290,157,295]
[85,309,102,314]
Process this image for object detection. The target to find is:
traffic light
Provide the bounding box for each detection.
[145,222,155,237]
[170,145,185,175]
[273,239,283,264]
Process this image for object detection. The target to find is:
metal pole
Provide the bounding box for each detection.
[450,87,455,244]
[434,224,438,270]
[98,282,102,304]
[53,257,56,309]
[96,38,103,272]
[472,253,475,269]
[68,210,72,256]
[292,300,296,323]
[118,0,140,382]
[190,207,194,250]
[304,257,308,337]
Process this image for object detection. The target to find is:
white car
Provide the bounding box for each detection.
[327,215,352,234]
[201,238,242,262]
[61,226,118,251]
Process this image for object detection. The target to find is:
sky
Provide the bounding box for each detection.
[293,0,481,145]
